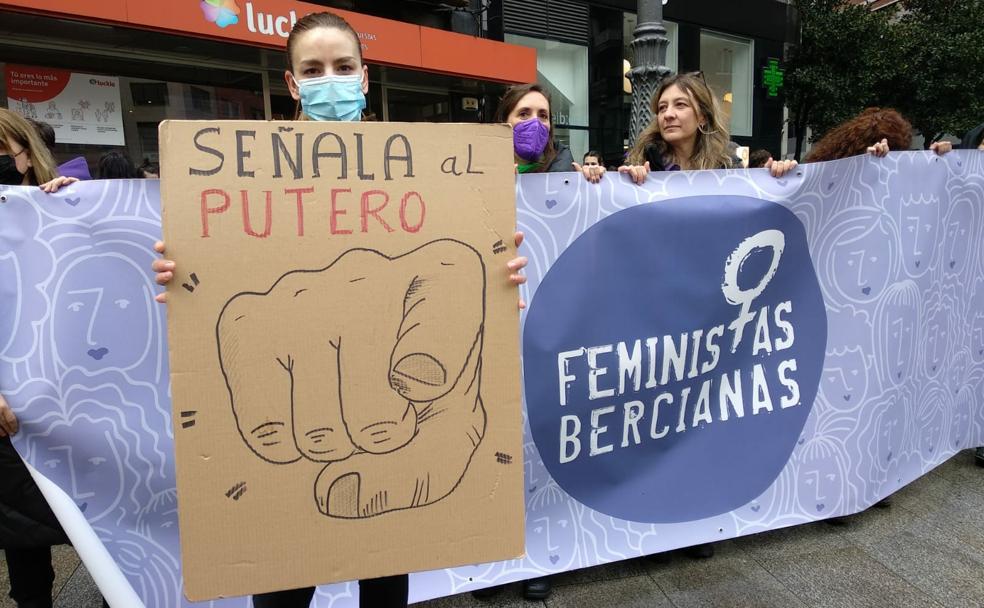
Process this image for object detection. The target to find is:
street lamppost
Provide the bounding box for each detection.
[626,0,672,144]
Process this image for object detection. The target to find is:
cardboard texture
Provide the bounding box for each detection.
[159,120,524,600]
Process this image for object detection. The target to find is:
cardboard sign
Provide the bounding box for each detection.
[159,120,523,600]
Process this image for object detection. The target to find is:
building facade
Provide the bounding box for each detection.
[1,0,798,173]
[0,0,534,171]
[497,0,797,166]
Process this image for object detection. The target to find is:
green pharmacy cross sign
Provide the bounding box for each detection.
[762,58,785,97]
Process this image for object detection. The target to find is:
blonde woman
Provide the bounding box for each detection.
[0,108,77,192]
[618,73,796,183]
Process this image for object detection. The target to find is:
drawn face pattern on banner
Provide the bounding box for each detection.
[0,192,53,360]
[873,281,921,388]
[52,255,155,375]
[820,346,870,413]
[2,151,984,608]
[942,196,978,282]
[540,172,584,216]
[136,490,180,542]
[854,388,908,498]
[921,291,954,379]
[25,417,127,521]
[795,437,849,517]
[915,382,951,463]
[970,280,984,365]
[951,386,973,452]
[526,495,579,572]
[819,208,897,306]
[524,195,827,523]
[897,194,941,278]
[883,154,943,278]
[946,349,972,397]
[101,532,183,608]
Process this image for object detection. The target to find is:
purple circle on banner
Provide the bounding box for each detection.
[523,195,827,523]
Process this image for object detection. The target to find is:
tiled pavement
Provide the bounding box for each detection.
[3,450,983,607]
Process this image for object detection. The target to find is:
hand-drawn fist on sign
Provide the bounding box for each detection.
[216,240,487,518]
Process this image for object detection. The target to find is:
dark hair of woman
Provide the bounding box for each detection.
[747,149,772,168]
[28,119,56,151]
[98,150,138,179]
[137,158,160,178]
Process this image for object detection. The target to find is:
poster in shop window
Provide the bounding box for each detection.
[5,64,125,146]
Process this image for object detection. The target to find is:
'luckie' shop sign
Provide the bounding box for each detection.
[0,0,536,84]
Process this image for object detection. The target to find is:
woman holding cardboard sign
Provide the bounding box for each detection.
[152,11,528,608]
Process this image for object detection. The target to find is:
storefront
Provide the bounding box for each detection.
[0,0,535,173]
[499,0,795,166]
[501,1,592,164]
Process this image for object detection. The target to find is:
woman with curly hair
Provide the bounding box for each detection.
[618,72,796,183]
[804,107,951,162]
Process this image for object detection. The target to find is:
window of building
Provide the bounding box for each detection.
[190,86,212,113]
[384,87,451,123]
[699,31,753,137]
[505,34,590,161]
[136,122,160,163]
[130,82,168,107]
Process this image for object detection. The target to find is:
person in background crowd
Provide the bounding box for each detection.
[962,122,984,151]
[582,150,604,167]
[495,83,605,185]
[26,118,91,181]
[98,150,138,179]
[150,11,528,608]
[726,140,743,167]
[0,110,77,193]
[747,149,773,168]
[804,107,951,162]
[0,107,95,608]
[26,118,54,151]
[619,72,797,183]
[136,158,159,178]
[579,150,606,183]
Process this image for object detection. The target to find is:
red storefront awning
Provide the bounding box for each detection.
[0,0,537,84]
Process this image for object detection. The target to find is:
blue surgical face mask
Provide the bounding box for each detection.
[295,73,367,122]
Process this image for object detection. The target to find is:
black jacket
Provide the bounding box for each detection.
[0,436,67,549]
[962,123,984,149]
[545,143,575,173]
[643,143,736,171]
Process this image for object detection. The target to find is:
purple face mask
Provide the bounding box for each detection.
[513,118,550,161]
